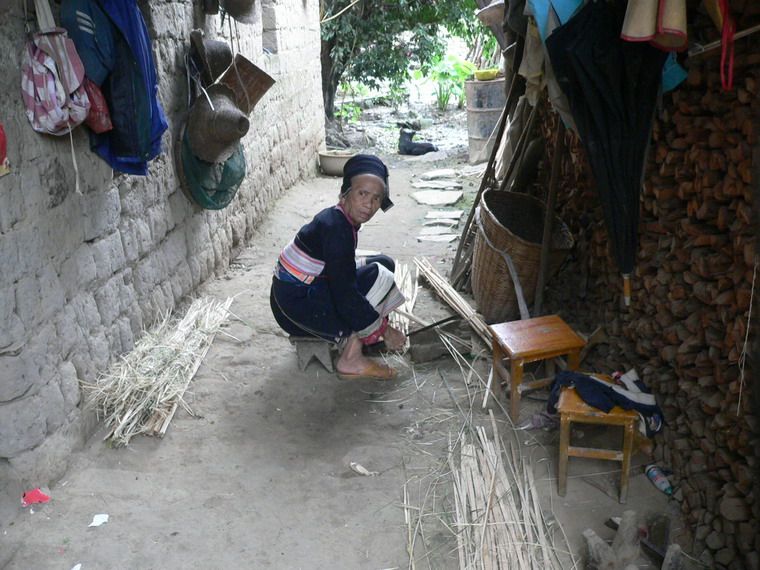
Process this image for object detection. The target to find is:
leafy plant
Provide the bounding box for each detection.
[335,101,363,127]
[414,55,477,111]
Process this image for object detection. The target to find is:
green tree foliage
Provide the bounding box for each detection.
[320,0,481,120]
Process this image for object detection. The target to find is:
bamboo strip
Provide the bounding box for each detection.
[404,481,417,570]
[447,437,469,570]
[392,262,421,351]
[414,256,492,346]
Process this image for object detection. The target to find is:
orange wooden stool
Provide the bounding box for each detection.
[557,382,639,503]
[488,315,585,422]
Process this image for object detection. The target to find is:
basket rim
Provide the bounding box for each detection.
[480,188,573,252]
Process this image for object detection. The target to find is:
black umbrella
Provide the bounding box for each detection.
[545,1,668,304]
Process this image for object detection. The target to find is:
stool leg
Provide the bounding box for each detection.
[619,420,635,503]
[567,349,580,371]
[510,359,523,423]
[558,414,570,496]
[491,343,505,401]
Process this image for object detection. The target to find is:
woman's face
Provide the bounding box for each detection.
[341,174,385,226]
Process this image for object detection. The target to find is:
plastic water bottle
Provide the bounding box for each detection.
[646,465,673,495]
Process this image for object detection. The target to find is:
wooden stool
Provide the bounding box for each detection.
[289,336,336,372]
[557,383,638,503]
[488,315,585,422]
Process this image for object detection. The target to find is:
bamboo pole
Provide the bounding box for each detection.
[533,120,566,316]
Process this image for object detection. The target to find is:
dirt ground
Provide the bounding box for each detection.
[1,118,689,569]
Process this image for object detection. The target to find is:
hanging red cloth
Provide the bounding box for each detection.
[0,123,9,177]
[718,0,735,90]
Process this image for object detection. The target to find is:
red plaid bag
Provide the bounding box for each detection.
[20,0,90,136]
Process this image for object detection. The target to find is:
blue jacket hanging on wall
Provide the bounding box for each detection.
[61,0,168,175]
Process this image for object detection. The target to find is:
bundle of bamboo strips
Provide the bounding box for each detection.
[83,296,233,446]
[390,261,420,351]
[414,256,492,346]
[447,412,565,569]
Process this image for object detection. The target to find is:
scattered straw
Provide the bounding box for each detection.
[83,296,233,446]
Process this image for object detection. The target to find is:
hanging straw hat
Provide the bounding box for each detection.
[187,84,250,163]
[190,29,233,86]
[217,54,276,115]
[220,0,257,24]
[476,0,505,28]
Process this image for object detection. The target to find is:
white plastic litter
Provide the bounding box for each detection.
[89,514,109,527]
[350,462,378,476]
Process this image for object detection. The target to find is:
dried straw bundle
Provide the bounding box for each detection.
[84,296,233,446]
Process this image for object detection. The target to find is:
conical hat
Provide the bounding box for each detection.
[217,54,276,115]
[187,84,250,163]
[476,0,505,28]
[190,29,233,86]
[220,0,257,24]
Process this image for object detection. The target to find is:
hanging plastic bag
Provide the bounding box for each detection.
[82,77,112,134]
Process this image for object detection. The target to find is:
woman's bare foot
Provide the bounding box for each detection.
[336,335,396,379]
[336,336,378,375]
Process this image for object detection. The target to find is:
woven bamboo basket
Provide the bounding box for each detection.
[471,189,574,323]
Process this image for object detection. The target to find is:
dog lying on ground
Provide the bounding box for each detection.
[398,129,438,155]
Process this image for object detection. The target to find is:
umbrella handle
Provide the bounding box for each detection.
[623,274,631,306]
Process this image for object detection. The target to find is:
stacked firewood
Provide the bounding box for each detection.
[537,9,759,568]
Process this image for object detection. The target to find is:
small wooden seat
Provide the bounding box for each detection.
[557,382,639,503]
[289,336,336,372]
[488,315,585,422]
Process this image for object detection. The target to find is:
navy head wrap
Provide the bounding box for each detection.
[340,154,393,212]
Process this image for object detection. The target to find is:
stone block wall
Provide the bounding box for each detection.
[540,3,759,568]
[0,0,324,524]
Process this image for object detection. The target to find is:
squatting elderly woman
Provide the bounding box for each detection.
[270,154,407,380]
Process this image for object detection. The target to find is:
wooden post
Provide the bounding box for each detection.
[533,119,566,316]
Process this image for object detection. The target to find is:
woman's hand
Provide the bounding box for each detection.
[382,325,407,351]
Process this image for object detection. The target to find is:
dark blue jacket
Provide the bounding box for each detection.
[548,370,664,437]
[61,0,168,175]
